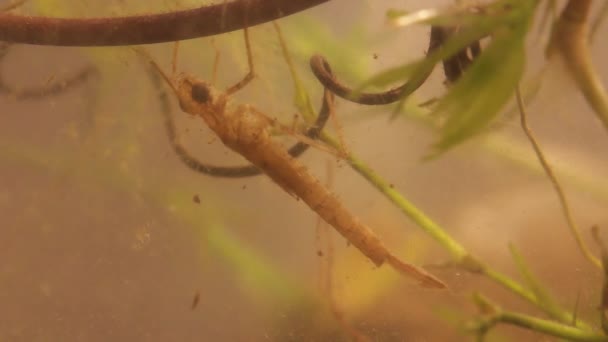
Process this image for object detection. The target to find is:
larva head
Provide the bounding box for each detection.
[175,75,223,119]
[139,51,225,126]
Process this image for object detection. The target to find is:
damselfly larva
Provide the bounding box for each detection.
[147,27,445,288]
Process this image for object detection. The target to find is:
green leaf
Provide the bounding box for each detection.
[428,0,539,156]
[360,1,530,100]
[508,244,566,323]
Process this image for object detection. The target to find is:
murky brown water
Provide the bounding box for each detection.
[1,1,608,341]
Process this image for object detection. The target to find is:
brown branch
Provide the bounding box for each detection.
[0,0,329,46]
[548,0,608,134]
[516,86,601,269]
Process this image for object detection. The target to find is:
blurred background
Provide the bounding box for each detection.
[1,0,608,340]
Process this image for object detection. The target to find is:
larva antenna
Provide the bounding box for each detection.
[134,47,179,97]
[171,41,180,76]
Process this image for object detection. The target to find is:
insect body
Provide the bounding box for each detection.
[178,76,389,266]
[150,29,444,288]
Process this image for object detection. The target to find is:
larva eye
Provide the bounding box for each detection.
[191,83,211,104]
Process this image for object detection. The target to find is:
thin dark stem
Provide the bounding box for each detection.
[0,0,329,46]
[309,26,480,106]
[0,0,27,12]
[516,86,600,268]
[0,42,97,99]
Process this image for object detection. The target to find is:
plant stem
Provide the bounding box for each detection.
[499,311,608,341]
[320,132,469,261]
[548,0,608,134]
[498,311,607,341]
[0,0,329,46]
[516,87,601,268]
[274,13,595,329]
[321,130,593,329]
[482,262,586,328]
[315,106,604,329]
[472,295,606,341]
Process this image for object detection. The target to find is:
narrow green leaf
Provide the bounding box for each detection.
[429,1,539,156]
[509,244,563,321]
[360,1,528,98]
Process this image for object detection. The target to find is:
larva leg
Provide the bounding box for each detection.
[225,27,255,96]
[210,38,220,85]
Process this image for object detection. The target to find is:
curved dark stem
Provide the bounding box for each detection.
[0,0,27,12]
[309,54,416,105]
[0,42,98,100]
[284,89,333,156]
[0,0,329,46]
[144,58,333,178]
[309,25,481,105]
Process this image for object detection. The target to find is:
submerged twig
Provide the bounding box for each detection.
[548,0,608,134]
[0,0,329,46]
[516,86,601,268]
